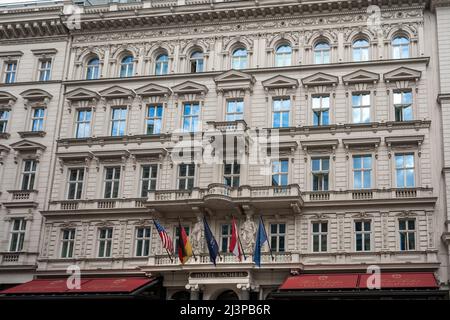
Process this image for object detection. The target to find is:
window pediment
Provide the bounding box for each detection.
[20,89,53,101]
[301,72,339,87]
[384,67,421,82]
[99,85,136,100]
[172,81,208,95]
[342,137,381,149]
[301,139,339,150]
[385,135,424,147]
[262,75,299,89]
[57,151,93,162]
[135,83,171,97]
[0,144,9,152]
[266,141,298,156]
[342,69,380,85]
[214,70,255,92]
[91,150,130,160]
[129,148,167,161]
[65,88,100,101]
[0,91,17,108]
[10,139,46,152]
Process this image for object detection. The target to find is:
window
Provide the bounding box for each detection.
[395,153,415,188]
[104,167,120,198]
[4,61,17,84]
[38,59,52,81]
[182,102,200,132]
[270,223,286,252]
[312,95,330,126]
[312,158,329,191]
[312,222,327,252]
[119,55,134,77]
[86,57,100,80]
[231,48,248,70]
[177,164,195,190]
[0,110,9,133]
[146,105,163,134]
[272,98,290,128]
[31,107,45,131]
[21,160,37,190]
[394,91,413,121]
[75,109,91,138]
[190,51,204,73]
[352,39,369,62]
[9,218,26,252]
[224,162,240,188]
[110,107,127,136]
[314,42,330,64]
[175,226,190,250]
[135,227,151,257]
[61,229,75,258]
[141,164,158,197]
[225,99,244,121]
[392,36,410,59]
[399,219,415,251]
[272,159,288,186]
[352,93,371,123]
[155,54,168,75]
[67,168,84,200]
[98,228,113,258]
[220,224,232,253]
[355,221,371,251]
[275,44,292,67]
[353,155,372,189]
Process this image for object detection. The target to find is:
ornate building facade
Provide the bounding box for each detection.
[1,0,450,299]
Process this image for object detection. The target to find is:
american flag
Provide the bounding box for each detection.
[153,220,174,254]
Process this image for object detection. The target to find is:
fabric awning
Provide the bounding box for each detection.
[280,274,360,290]
[0,277,156,295]
[359,272,438,289]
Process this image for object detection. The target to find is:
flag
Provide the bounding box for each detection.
[253,216,269,267]
[153,220,174,254]
[229,217,242,261]
[177,222,193,264]
[203,216,220,265]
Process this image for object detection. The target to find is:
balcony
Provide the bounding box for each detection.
[46,198,147,214]
[3,190,38,208]
[0,251,38,267]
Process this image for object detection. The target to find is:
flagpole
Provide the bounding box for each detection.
[234,215,247,261]
[259,215,274,261]
[152,218,173,262]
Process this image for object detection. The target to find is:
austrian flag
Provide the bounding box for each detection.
[229,217,242,261]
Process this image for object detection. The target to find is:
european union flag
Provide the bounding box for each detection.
[253,217,269,267]
[203,216,220,265]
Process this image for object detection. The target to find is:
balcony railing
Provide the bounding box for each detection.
[5,190,38,205]
[48,198,147,211]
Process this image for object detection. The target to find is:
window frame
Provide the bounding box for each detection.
[311,157,330,191]
[97,227,113,258]
[119,55,134,78]
[75,108,92,138]
[189,51,204,73]
[60,228,76,258]
[103,166,121,199]
[272,97,291,128]
[67,168,84,200]
[312,95,330,126]
[270,223,286,252]
[223,162,240,188]
[177,163,195,190]
[145,104,163,135]
[352,155,372,189]
[21,159,37,191]
[31,107,45,132]
[4,60,18,84]
[275,44,292,67]
[225,99,244,122]
[9,218,26,252]
[313,42,330,64]
[38,59,52,81]
[110,106,128,137]
[311,221,328,252]
[395,153,415,188]
[271,159,289,187]
[140,164,158,197]
[354,220,371,252]
[351,92,371,124]
[155,53,169,75]
[220,223,232,253]
[392,36,410,59]
[393,90,413,122]
[352,39,370,62]
[85,57,100,80]
[231,48,248,70]
[182,102,200,132]
[399,218,416,251]
[0,109,10,133]
[135,226,151,257]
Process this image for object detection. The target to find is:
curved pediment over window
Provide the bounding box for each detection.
[342,69,380,85]
[10,139,46,152]
[0,91,17,108]
[20,89,53,108]
[214,69,255,92]
[135,83,171,97]
[262,75,299,89]
[301,72,339,87]
[172,81,208,95]
[65,88,100,101]
[99,85,135,99]
[384,67,422,82]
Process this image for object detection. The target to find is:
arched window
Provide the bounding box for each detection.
[352,39,369,62]
[119,55,134,77]
[155,53,169,75]
[231,48,248,70]
[190,51,204,73]
[314,42,330,64]
[86,57,100,80]
[392,36,410,59]
[275,44,292,67]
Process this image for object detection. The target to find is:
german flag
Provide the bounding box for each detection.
[177,222,193,264]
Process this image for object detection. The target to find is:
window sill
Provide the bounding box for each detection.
[18,131,46,138]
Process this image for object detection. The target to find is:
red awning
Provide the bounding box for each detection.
[280,274,359,290]
[359,272,438,289]
[0,277,155,295]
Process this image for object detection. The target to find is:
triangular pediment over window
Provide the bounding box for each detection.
[0,144,10,152]
[342,69,380,85]
[384,67,422,82]
[172,81,208,95]
[135,83,171,97]
[99,85,135,99]
[10,139,46,152]
[214,70,255,91]
[301,72,339,87]
[65,88,100,101]
[20,89,53,101]
[0,91,17,105]
[262,75,299,89]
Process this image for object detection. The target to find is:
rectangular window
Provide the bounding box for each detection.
[395,153,415,188]
[220,224,232,253]
[98,228,113,258]
[135,227,151,257]
[61,229,76,258]
[4,61,17,84]
[31,108,45,131]
[312,222,327,252]
[75,109,91,138]
[353,155,372,189]
[272,159,288,186]
[146,105,163,134]
[38,59,52,81]
[0,110,9,133]
[272,98,290,128]
[355,221,371,251]
[225,99,244,121]
[312,95,330,126]
[104,167,120,198]
[177,164,195,190]
[394,91,413,121]
[352,93,371,123]
[175,226,190,250]
[312,158,329,191]
[141,164,158,197]
[270,223,286,252]
[182,102,200,132]
[224,162,240,188]
[21,160,37,191]
[9,218,26,252]
[67,168,84,200]
[399,219,415,251]
[110,107,127,136]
